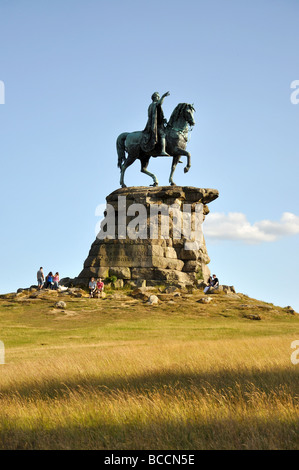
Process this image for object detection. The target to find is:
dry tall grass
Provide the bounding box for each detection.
[1,336,298,449]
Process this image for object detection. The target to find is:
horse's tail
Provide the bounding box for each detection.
[116,133,128,168]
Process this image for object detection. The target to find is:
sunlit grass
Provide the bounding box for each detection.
[0,291,299,449]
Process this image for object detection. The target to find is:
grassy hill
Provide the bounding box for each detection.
[0,286,298,450]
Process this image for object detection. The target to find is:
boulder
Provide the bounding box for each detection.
[165,258,184,271]
[222,285,236,294]
[243,313,261,320]
[165,286,178,294]
[112,279,124,289]
[109,267,131,279]
[284,306,296,315]
[179,248,200,261]
[109,293,129,301]
[16,291,28,298]
[68,291,83,298]
[158,293,181,301]
[98,267,110,278]
[131,268,155,280]
[164,247,177,259]
[131,287,151,301]
[208,285,236,295]
[59,277,75,287]
[182,260,201,272]
[58,286,68,292]
[196,279,205,288]
[226,293,241,299]
[124,279,147,288]
[198,297,213,304]
[148,245,164,257]
[29,291,40,299]
[208,286,221,294]
[148,295,159,305]
[55,301,67,309]
[154,268,195,285]
[202,264,211,284]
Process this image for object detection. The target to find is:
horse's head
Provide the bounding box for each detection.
[168,103,196,129]
[184,103,196,127]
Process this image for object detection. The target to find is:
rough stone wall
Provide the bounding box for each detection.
[74,186,219,287]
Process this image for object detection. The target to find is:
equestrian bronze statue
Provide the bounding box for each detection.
[117,91,195,187]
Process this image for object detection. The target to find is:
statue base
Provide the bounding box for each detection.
[74,186,219,288]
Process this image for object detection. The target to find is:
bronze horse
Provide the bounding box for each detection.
[117,103,195,187]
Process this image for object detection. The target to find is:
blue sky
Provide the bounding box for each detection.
[0,0,298,311]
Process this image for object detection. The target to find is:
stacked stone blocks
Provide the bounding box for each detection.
[74,186,219,287]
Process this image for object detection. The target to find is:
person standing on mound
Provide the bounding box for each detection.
[37,267,45,290]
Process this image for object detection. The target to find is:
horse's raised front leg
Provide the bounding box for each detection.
[120,154,137,188]
[169,156,181,186]
[175,148,191,173]
[141,157,159,186]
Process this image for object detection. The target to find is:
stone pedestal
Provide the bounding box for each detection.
[74,186,219,287]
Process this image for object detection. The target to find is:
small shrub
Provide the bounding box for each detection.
[105,275,117,284]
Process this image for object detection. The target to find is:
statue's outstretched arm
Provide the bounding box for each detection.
[158,91,170,105]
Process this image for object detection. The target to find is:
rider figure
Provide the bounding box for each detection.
[142,91,170,156]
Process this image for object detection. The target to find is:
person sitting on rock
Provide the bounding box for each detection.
[203,276,213,294]
[96,278,104,298]
[89,277,97,298]
[204,274,219,294]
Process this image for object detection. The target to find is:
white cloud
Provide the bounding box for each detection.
[204,212,299,244]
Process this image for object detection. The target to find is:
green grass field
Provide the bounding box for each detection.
[0,287,299,449]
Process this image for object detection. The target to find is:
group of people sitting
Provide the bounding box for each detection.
[204,274,219,294]
[37,267,60,290]
[37,267,218,297]
[89,277,105,298]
